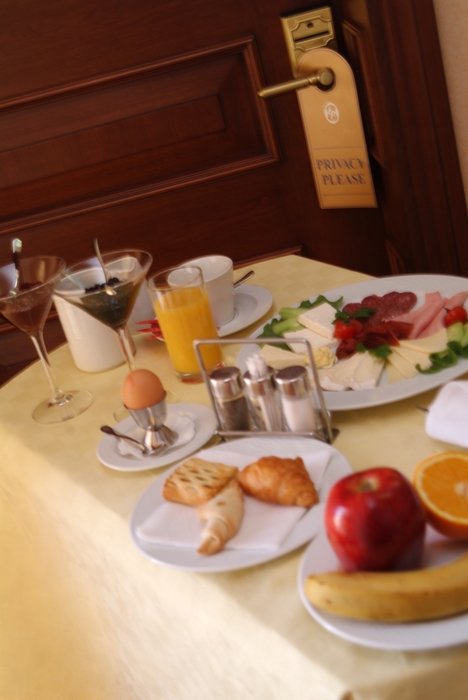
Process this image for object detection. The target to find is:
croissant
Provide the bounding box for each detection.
[196,478,244,555]
[238,456,319,508]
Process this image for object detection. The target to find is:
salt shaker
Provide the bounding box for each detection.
[274,366,316,433]
[243,355,283,431]
[208,367,251,431]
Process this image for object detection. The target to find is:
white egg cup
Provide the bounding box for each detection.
[125,395,178,451]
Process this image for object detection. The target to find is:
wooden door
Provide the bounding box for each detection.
[1,0,467,379]
[0,0,392,277]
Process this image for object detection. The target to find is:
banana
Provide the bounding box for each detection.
[304,552,468,622]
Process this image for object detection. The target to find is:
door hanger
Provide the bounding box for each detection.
[296,48,377,209]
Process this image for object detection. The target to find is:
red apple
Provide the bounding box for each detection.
[325,467,426,572]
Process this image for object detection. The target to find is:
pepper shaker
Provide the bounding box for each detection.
[274,365,316,433]
[243,357,283,432]
[208,367,251,431]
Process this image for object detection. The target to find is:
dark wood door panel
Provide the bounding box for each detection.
[3,170,293,269]
[1,0,249,99]
[0,38,279,227]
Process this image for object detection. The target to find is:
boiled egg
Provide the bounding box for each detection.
[122,369,166,409]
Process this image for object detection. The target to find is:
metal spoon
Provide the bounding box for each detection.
[233,269,254,288]
[100,425,163,455]
[10,238,22,295]
[93,238,117,295]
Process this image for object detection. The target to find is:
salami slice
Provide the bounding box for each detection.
[342,302,363,315]
[345,291,417,326]
[381,291,417,311]
[361,294,387,310]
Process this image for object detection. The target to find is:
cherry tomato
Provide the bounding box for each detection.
[444,306,467,327]
[334,318,363,340]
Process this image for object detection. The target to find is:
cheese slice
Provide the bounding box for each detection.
[391,345,432,371]
[385,361,406,384]
[318,353,364,391]
[386,350,419,379]
[349,352,385,390]
[398,328,448,354]
[298,303,336,339]
[284,328,338,353]
[259,344,307,370]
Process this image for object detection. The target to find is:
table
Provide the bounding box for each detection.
[2,255,468,700]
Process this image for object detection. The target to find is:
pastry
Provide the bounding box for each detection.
[163,457,238,507]
[238,456,319,507]
[197,478,244,555]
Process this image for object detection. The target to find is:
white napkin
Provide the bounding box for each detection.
[136,448,331,551]
[117,413,196,459]
[425,381,468,448]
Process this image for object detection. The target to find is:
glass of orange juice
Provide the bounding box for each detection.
[148,266,223,382]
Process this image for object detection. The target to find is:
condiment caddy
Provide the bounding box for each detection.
[194,338,336,444]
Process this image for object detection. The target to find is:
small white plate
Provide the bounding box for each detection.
[129,436,352,573]
[96,403,217,471]
[298,527,468,651]
[218,285,273,337]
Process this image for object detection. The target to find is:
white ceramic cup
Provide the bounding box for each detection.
[181,255,234,327]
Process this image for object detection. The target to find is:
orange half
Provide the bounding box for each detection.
[413,452,468,539]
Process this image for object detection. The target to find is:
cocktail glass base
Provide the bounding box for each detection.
[32,390,93,424]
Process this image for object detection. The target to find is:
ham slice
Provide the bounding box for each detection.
[445,291,468,310]
[417,307,446,338]
[393,292,448,338]
[416,291,467,336]
[393,292,441,324]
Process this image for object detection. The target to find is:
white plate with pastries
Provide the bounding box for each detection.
[129,436,352,573]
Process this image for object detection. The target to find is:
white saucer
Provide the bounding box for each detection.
[96,403,217,472]
[218,285,273,337]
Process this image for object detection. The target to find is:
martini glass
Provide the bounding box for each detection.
[54,249,153,372]
[0,256,93,423]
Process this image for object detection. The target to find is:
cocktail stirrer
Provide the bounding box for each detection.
[93,238,117,295]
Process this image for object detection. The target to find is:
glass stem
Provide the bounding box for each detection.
[29,330,66,404]
[117,325,136,372]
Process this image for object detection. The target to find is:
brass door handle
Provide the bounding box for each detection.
[258,68,334,99]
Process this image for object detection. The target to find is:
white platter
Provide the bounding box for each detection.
[218,285,273,337]
[237,274,468,410]
[298,527,468,651]
[129,436,352,573]
[96,403,217,471]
